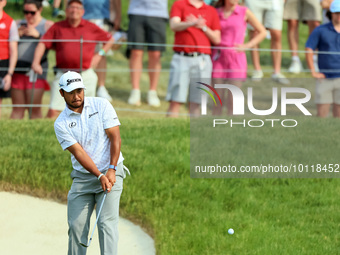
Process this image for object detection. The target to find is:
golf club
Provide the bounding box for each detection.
[80,190,108,248]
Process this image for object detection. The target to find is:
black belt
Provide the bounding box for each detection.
[175,51,204,57]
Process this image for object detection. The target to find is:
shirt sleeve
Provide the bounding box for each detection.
[170,1,182,19]
[91,23,112,43]
[9,21,19,41]
[305,26,321,50]
[101,99,121,129]
[54,121,78,151]
[41,23,56,49]
[209,7,221,31]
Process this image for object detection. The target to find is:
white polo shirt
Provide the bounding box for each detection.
[54,97,124,173]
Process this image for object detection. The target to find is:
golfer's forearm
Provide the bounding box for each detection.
[107,130,121,166]
[68,144,101,177]
[77,153,101,176]
[109,139,121,166]
[105,126,121,166]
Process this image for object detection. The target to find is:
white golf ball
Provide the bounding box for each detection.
[228,228,234,235]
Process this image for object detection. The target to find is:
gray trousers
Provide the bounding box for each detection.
[67,163,125,255]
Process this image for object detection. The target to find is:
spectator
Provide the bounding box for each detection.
[0,0,18,118]
[166,0,221,117]
[52,0,66,18]
[83,0,121,102]
[212,0,266,115]
[244,0,290,85]
[10,0,53,119]
[305,0,340,117]
[284,0,321,74]
[32,0,114,119]
[127,0,169,107]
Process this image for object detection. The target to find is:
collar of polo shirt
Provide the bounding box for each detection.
[65,97,90,115]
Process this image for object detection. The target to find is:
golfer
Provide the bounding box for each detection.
[54,71,127,254]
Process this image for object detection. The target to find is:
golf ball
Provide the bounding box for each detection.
[228,228,234,235]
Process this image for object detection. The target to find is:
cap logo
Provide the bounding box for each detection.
[67,78,81,86]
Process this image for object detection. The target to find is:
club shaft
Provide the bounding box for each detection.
[86,192,107,247]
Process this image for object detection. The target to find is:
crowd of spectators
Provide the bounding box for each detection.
[0,0,337,119]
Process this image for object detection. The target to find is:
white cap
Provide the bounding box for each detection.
[59,71,85,92]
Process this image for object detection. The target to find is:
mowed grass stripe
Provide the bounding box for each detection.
[1,118,340,254]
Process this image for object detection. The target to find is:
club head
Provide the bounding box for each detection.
[79,242,89,247]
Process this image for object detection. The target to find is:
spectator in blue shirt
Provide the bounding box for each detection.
[83,0,121,102]
[306,0,340,117]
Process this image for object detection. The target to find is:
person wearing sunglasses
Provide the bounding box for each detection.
[32,0,114,119]
[10,0,54,119]
[0,0,18,118]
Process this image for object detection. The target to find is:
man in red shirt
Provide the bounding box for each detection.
[166,0,221,117]
[32,0,114,118]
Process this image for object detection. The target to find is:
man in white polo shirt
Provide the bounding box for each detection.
[54,71,127,254]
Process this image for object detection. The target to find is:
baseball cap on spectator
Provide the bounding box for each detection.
[330,0,340,13]
[67,0,83,5]
[59,71,85,92]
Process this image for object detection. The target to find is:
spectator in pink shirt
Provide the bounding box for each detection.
[212,0,266,115]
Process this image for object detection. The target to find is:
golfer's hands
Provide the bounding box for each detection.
[99,175,112,192]
[106,169,116,187]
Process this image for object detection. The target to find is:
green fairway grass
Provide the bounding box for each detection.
[1,118,340,254]
[2,2,338,255]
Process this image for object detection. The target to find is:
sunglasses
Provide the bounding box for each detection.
[23,10,37,15]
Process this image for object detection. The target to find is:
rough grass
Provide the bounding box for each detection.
[1,3,335,255]
[1,118,340,254]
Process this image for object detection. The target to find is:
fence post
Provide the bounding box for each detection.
[80,36,83,73]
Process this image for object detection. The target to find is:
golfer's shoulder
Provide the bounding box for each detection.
[87,97,113,109]
[54,110,68,130]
